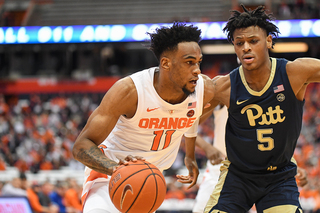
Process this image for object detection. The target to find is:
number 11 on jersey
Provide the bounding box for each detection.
[151,130,176,151]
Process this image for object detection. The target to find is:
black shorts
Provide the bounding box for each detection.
[204,160,302,213]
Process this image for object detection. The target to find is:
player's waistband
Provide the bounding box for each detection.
[227,161,297,185]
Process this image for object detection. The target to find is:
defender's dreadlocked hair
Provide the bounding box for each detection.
[147,22,202,61]
[223,4,280,48]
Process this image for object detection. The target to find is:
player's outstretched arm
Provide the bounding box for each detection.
[287,58,320,101]
[201,74,231,121]
[201,74,219,119]
[196,135,224,165]
[291,58,320,83]
[296,167,308,187]
[72,77,138,176]
[176,136,199,189]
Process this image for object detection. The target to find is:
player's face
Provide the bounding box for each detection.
[170,42,202,95]
[233,26,272,71]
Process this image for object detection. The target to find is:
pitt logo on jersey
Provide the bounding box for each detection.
[240,104,285,126]
[138,117,196,129]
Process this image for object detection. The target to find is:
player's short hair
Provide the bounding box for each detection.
[223,4,280,48]
[147,22,202,61]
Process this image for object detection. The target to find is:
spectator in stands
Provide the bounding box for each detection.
[14,158,29,172]
[49,182,69,213]
[27,182,59,213]
[40,158,54,171]
[165,181,186,200]
[0,94,9,116]
[38,181,58,210]
[19,172,28,191]
[1,176,27,197]
[64,178,82,212]
[0,155,6,170]
[278,0,292,19]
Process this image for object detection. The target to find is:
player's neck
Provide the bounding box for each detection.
[242,59,272,92]
[153,71,188,104]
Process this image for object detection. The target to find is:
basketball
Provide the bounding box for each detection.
[109,160,166,213]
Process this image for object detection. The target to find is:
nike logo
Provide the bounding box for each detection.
[120,184,133,209]
[236,99,249,105]
[147,107,160,112]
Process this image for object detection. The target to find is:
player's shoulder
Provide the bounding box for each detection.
[286,57,312,71]
[106,76,138,103]
[101,76,138,117]
[285,57,317,80]
[114,76,136,92]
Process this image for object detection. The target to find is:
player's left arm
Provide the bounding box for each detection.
[175,74,216,188]
[176,136,199,189]
[177,113,201,188]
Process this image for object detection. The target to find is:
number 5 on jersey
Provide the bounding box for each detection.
[257,128,274,151]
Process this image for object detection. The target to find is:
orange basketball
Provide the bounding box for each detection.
[109,160,166,213]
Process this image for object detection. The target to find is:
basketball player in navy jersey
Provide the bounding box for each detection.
[201,4,320,213]
[194,104,308,213]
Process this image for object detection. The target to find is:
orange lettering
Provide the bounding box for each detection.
[138,118,149,128]
[178,118,188,129]
[186,117,196,127]
[139,117,196,129]
[168,118,179,129]
[158,118,168,129]
[148,118,159,129]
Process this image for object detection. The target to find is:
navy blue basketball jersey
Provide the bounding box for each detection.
[226,58,304,178]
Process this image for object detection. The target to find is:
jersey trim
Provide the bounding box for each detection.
[239,57,276,96]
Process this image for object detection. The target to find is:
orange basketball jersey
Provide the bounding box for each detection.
[81,67,204,207]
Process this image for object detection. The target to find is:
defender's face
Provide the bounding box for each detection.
[233,26,272,71]
[169,41,202,95]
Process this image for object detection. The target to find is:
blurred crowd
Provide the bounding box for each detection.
[294,83,320,212]
[0,80,320,212]
[0,92,104,173]
[0,172,82,213]
[275,0,320,20]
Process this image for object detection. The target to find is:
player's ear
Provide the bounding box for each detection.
[266,35,272,49]
[160,57,171,70]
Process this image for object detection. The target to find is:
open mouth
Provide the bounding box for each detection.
[190,79,198,86]
[243,55,254,63]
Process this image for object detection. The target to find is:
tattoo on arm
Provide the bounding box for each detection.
[76,146,118,175]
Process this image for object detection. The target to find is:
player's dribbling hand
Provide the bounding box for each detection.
[117,155,145,166]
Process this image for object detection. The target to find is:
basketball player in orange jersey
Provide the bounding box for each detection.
[200,4,320,213]
[72,22,218,213]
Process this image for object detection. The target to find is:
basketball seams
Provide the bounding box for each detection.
[109,160,166,212]
[127,173,160,213]
[148,173,164,212]
[110,167,151,200]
